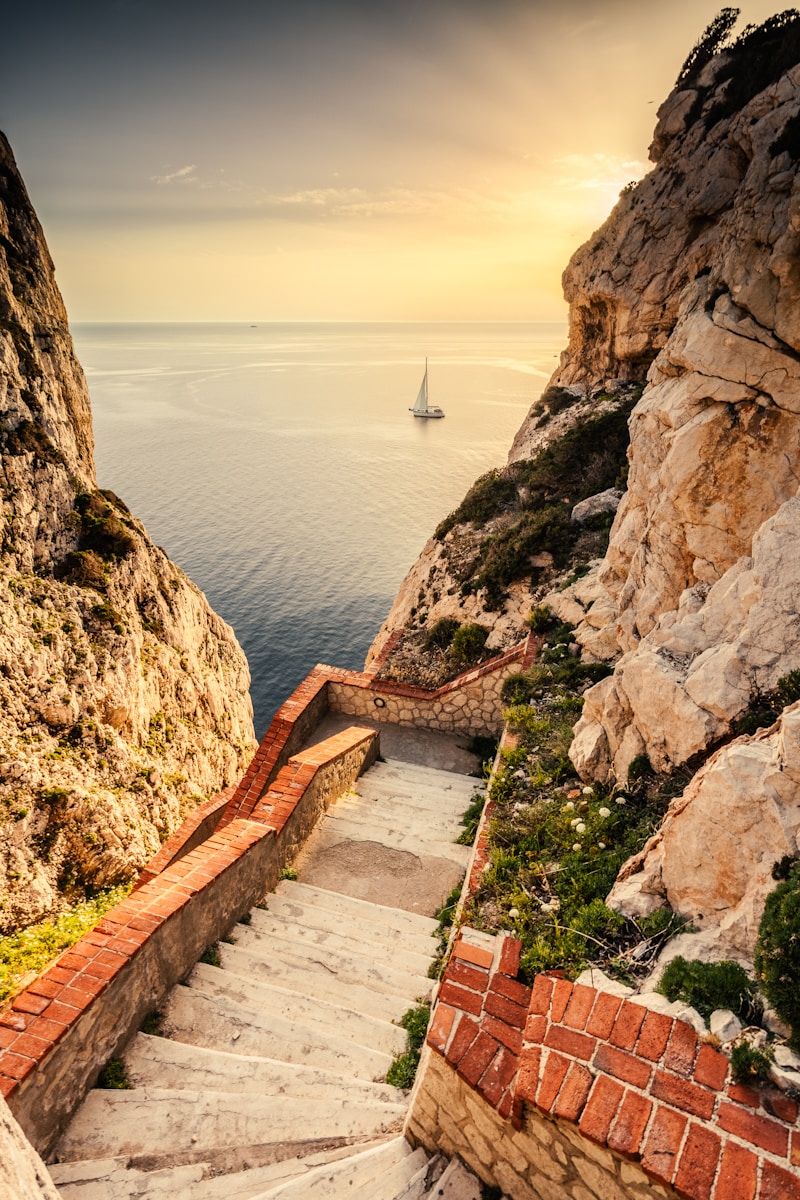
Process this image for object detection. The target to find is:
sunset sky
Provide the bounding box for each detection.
[0,1,784,322]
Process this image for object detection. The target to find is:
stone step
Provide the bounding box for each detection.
[123,1034,405,1105]
[200,943,425,1024]
[185,962,407,1056]
[218,931,432,1002]
[328,794,470,838]
[354,774,480,810]
[316,813,472,861]
[160,987,393,1080]
[394,1152,446,1200]
[372,760,479,793]
[274,880,439,936]
[54,1089,405,1169]
[239,912,434,977]
[50,1142,395,1200]
[257,893,437,958]
[247,1137,425,1199]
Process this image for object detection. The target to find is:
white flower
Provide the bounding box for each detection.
[582,786,593,796]
[615,796,627,806]
[508,907,520,919]
[598,841,607,849]
[598,806,611,819]
[564,801,575,811]
[575,822,586,834]
[570,817,580,828]
[572,842,582,852]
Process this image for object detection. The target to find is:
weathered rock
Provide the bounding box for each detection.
[709,1010,743,1045]
[570,488,623,526]
[0,132,256,928]
[0,1095,59,1199]
[607,705,800,960]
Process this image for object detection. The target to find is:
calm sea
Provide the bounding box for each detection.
[71,322,566,735]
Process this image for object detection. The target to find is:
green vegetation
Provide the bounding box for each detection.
[755,858,800,1050]
[0,886,131,1002]
[62,549,107,592]
[456,792,487,846]
[386,1002,431,1089]
[733,669,800,737]
[730,1042,774,1084]
[433,396,638,607]
[424,616,460,651]
[280,866,299,881]
[139,1010,164,1036]
[450,623,488,667]
[657,956,761,1025]
[463,608,689,984]
[97,1058,131,1089]
[676,7,739,86]
[199,943,222,967]
[73,491,137,560]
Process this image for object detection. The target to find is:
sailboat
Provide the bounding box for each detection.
[409,358,445,418]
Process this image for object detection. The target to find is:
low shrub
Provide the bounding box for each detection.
[424,616,460,651]
[97,1058,131,1089]
[730,1042,774,1084]
[657,956,761,1025]
[450,623,488,667]
[755,859,800,1050]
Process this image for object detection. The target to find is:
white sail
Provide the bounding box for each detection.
[413,363,428,412]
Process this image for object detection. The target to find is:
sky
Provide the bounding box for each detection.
[0,0,787,322]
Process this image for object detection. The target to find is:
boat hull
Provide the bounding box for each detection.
[409,408,445,418]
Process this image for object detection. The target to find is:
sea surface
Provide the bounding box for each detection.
[71,322,567,735]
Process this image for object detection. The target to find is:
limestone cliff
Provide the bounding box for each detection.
[0,133,255,931]
[373,12,800,964]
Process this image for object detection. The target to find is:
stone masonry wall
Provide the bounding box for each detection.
[0,725,377,1155]
[409,931,800,1200]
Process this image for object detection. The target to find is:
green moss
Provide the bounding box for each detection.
[97,1058,131,1089]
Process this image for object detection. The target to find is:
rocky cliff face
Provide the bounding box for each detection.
[373,13,800,964]
[0,133,255,932]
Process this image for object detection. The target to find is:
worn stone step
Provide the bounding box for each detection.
[371,760,479,793]
[123,1033,404,1105]
[54,1089,405,1168]
[316,813,472,861]
[354,774,480,810]
[395,1152,447,1200]
[257,893,437,958]
[247,1137,423,1199]
[274,880,439,936]
[219,931,432,1002]
[422,1157,484,1199]
[239,912,434,977]
[50,1142,394,1200]
[198,943,425,1024]
[160,987,394,1079]
[328,795,471,839]
[185,963,407,1056]
[123,1034,405,1105]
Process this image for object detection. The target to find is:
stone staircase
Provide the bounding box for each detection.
[47,756,487,1200]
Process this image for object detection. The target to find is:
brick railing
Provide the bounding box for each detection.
[0,726,377,1155]
[410,932,800,1200]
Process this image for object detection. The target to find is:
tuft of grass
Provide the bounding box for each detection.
[280,866,298,881]
[730,1042,773,1084]
[199,943,222,967]
[97,1058,131,1089]
[386,1002,431,1089]
[139,1010,163,1037]
[456,792,486,846]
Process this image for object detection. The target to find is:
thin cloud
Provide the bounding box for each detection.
[150,164,198,185]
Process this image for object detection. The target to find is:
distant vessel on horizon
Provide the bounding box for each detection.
[409,359,444,418]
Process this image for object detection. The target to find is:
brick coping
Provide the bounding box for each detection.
[0,725,377,1110]
[425,931,800,1200]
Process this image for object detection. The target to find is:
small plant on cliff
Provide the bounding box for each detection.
[450,622,488,667]
[199,943,222,967]
[424,616,460,652]
[386,1002,431,1089]
[657,956,761,1025]
[755,858,800,1050]
[730,1042,774,1084]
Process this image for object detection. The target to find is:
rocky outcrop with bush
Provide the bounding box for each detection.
[0,132,255,932]
[373,12,800,986]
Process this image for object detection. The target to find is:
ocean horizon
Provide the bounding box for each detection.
[71,321,567,735]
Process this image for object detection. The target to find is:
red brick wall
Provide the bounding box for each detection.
[424,935,800,1200]
[0,726,377,1155]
